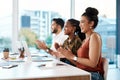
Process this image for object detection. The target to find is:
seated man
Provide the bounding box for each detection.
[36,18,68,58]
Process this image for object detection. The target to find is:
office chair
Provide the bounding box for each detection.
[102,57,109,80]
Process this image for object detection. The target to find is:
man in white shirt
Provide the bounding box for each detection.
[36,18,68,58]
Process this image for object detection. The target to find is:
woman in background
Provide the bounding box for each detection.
[55,19,85,66]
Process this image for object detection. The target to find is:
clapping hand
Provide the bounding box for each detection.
[57,47,74,60]
[36,40,48,50]
[54,43,60,50]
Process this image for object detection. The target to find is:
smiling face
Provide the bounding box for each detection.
[64,21,75,35]
[79,16,93,33]
[51,21,58,33]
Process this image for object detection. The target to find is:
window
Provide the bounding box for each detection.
[18,0,70,50]
[0,0,12,52]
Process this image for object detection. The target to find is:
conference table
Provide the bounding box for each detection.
[0,51,91,80]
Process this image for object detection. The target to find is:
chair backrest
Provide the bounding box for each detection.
[102,57,109,80]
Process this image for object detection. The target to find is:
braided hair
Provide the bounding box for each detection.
[68,19,85,41]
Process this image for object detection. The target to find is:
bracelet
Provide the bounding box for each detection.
[73,56,77,61]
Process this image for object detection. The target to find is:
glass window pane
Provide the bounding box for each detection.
[75,0,116,65]
[75,0,116,19]
[0,0,12,52]
[18,0,70,51]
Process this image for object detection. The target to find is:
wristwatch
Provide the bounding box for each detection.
[73,56,77,61]
[46,48,50,53]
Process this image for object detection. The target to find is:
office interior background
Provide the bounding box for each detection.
[0,0,118,68]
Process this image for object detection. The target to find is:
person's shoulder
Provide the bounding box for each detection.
[91,32,100,36]
[91,32,101,40]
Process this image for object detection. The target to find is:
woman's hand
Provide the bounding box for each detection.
[57,47,75,60]
[54,43,60,50]
[51,51,65,58]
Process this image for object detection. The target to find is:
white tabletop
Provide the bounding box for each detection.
[0,52,91,80]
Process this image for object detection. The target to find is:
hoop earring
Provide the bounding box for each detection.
[90,27,92,29]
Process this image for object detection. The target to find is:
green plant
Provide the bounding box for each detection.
[19,28,38,47]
